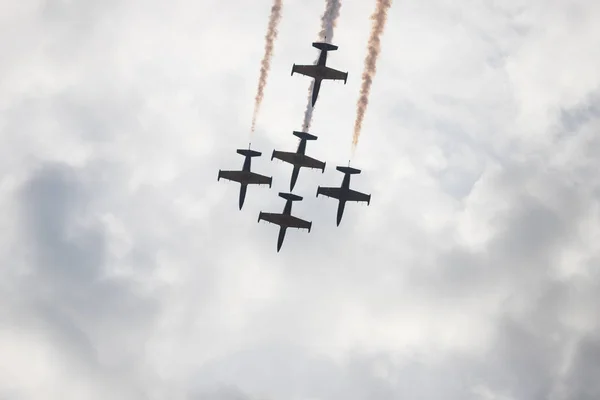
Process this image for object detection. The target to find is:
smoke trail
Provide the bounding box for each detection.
[250,0,283,134]
[301,80,316,131]
[301,0,342,131]
[351,0,392,154]
[318,0,342,43]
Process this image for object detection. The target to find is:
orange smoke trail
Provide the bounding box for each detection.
[351,0,392,155]
[250,0,283,134]
[301,0,342,131]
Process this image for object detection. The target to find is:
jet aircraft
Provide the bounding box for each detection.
[271,131,326,191]
[258,192,312,252]
[316,166,371,226]
[291,41,348,106]
[218,147,272,210]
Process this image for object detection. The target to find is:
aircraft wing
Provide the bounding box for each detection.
[259,213,286,227]
[292,64,318,78]
[286,215,312,231]
[322,66,347,81]
[246,172,272,185]
[301,155,326,170]
[347,189,370,203]
[218,170,245,184]
[259,213,311,230]
[317,187,342,199]
[272,150,296,165]
[219,171,271,186]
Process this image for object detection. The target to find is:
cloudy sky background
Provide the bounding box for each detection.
[1,0,600,399]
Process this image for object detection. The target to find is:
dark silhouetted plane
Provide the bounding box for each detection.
[291,41,348,106]
[218,147,272,210]
[271,131,326,191]
[316,166,371,226]
[258,192,312,252]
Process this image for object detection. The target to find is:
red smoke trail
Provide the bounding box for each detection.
[351,0,392,156]
[250,0,284,135]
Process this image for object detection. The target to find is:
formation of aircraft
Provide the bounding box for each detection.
[218,41,370,251]
[292,41,348,106]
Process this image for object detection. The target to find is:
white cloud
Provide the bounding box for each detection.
[1,0,599,399]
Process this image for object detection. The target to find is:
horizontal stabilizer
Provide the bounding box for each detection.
[279,192,303,201]
[337,166,361,175]
[237,149,262,157]
[293,131,318,141]
[312,42,338,51]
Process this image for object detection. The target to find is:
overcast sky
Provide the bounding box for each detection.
[1,0,600,399]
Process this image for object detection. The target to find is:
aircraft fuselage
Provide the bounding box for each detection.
[239,184,247,210]
[311,80,322,106]
[297,139,307,155]
[317,49,327,66]
[242,156,252,172]
[282,200,293,216]
[341,174,351,190]
[309,53,330,106]
[277,227,287,252]
[274,203,296,252]
[234,170,256,182]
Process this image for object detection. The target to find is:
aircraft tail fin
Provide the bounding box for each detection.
[336,166,361,175]
[278,192,303,202]
[293,131,318,141]
[237,149,262,157]
[312,42,338,51]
